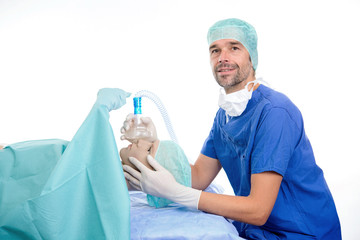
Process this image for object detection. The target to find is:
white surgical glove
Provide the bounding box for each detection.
[123,155,202,209]
[120,113,158,143]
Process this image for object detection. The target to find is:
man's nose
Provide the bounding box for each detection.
[218,50,229,63]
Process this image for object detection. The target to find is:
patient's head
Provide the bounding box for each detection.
[120,139,192,208]
[120,139,160,170]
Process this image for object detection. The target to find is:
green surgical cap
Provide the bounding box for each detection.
[207,18,258,71]
[147,140,191,208]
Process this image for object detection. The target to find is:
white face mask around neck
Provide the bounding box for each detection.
[218,79,259,120]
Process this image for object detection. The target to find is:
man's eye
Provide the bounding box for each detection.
[211,49,219,54]
[148,147,152,152]
[232,47,239,50]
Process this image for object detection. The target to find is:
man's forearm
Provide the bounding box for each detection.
[198,172,282,226]
[198,191,268,226]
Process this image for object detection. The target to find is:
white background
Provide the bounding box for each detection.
[0,0,359,239]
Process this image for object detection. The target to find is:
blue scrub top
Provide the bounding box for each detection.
[201,85,341,239]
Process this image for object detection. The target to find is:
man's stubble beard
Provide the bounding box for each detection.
[214,62,252,89]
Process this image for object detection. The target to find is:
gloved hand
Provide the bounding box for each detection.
[120,113,158,143]
[96,88,131,111]
[123,155,202,209]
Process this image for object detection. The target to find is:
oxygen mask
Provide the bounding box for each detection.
[121,90,178,144]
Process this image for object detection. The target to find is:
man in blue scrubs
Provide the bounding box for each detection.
[124,18,341,239]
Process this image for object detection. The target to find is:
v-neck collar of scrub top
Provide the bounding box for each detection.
[218,84,264,148]
[222,84,263,125]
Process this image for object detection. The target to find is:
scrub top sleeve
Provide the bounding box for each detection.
[251,107,300,176]
[201,123,217,159]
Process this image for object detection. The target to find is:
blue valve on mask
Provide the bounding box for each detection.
[123,90,179,144]
[123,97,148,142]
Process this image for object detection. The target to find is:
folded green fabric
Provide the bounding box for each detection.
[0,104,130,240]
